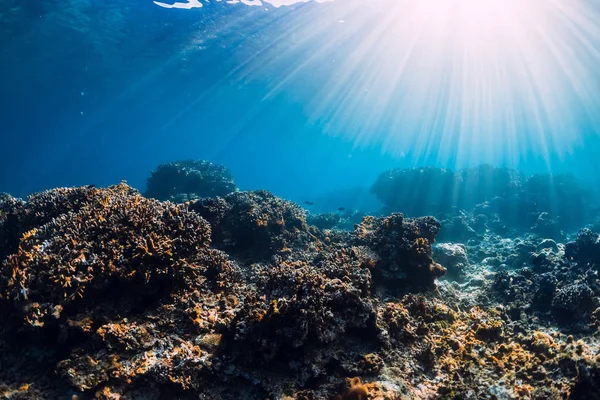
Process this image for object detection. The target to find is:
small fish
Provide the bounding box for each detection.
[338,207,345,211]
[86,184,96,188]
[305,201,315,206]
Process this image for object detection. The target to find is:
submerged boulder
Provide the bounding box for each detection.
[307,212,341,230]
[565,228,600,268]
[433,242,469,280]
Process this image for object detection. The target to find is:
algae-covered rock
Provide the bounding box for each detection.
[307,211,341,230]
[565,228,600,268]
[433,243,468,280]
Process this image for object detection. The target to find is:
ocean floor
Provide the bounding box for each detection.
[0,162,599,400]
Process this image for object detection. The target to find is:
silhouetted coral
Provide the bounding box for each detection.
[565,228,600,268]
[189,190,307,262]
[144,159,237,202]
[371,165,595,235]
[525,173,590,229]
[371,167,460,217]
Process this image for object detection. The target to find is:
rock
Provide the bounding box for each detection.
[537,239,559,252]
[551,283,597,327]
[483,257,501,267]
[189,190,307,262]
[0,182,599,399]
[531,212,564,240]
[144,160,237,202]
[371,165,595,235]
[371,165,522,217]
[433,243,468,280]
[370,167,459,216]
[438,215,479,242]
[565,228,600,268]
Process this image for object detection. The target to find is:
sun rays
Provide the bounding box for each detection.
[167,0,600,170]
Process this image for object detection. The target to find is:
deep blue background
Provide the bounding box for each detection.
[1,0,599,210]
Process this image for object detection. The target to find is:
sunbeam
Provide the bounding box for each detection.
[214,0,600,169]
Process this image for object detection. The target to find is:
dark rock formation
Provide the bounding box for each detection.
[437,213,479,242]
[0,183,245,398]
[433,243,468,280]
[565,228,600,268]
[371,167,460,217]
[144,160,237,202]
[189,190,307,262]
[551,283,597,327]
[354,214,445,290]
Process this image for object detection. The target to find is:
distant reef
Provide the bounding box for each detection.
[372,165,598,242]
[144,159,238,202]
[0,178,599,399]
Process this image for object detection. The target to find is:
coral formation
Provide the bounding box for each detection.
[144,160,237,202]
[354,214,445,290]
[565,228,600,268]
[0,183,599,399]
[372,165,596,238]
[189,190,307,262]
[307,211,341,230]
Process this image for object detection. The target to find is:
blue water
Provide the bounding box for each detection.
[1,0,600,208]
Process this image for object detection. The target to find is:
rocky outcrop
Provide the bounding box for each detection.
[144,160,237,202]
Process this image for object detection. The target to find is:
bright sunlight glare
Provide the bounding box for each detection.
[175,0,600,169]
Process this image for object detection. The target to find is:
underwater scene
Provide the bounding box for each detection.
[1,0,600,399]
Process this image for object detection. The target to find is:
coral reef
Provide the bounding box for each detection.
[144,160,237,202]
[189,190,307,262]
[372,165,596,237]
[433,243,468,280]
[0,183,244,398]
[306,209,369,231]
[354,214,445,291]
[307,211,341,230]
[0,184,599,399]
[565,228,600,268]
[372,167,460,217]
